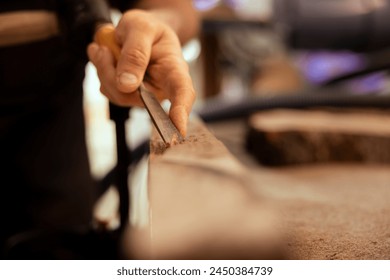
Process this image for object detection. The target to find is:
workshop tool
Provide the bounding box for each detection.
[94,25,184,146]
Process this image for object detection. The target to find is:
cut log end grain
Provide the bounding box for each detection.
[246,109,390,166]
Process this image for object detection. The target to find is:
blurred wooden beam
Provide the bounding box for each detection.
[124,118,286,259]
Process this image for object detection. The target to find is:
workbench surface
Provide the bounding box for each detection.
[207,120,390,259]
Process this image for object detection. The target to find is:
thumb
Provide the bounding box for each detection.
[115,32,153,93]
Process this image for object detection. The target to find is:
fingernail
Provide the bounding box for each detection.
[118,72,138,87]
[170,106,188,137]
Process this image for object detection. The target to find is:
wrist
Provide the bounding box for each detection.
[149,9,181,34]
[147,8,199,45]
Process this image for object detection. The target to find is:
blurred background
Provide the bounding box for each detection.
[84,0,390,179]
[83,0,390,259]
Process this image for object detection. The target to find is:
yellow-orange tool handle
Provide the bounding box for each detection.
[94,24,121,61]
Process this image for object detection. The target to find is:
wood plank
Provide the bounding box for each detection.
[123,118,286,259]
[246,109,390,166]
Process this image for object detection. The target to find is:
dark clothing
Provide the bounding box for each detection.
[0,36,94,244]
[0,0,136,257]
[0,0,136,12]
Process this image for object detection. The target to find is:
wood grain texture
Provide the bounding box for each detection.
[246,109,390,166]
[123,118,286,259]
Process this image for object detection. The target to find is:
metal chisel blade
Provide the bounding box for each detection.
[139,85,184,146]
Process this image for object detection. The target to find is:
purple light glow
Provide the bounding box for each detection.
[193,0,220,10]
[297,51,366,84]
[296,51,387,94]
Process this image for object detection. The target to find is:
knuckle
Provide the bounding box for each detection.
[164,55,190,72]
[121,47,149,70]
[166,69,190,86]
[174,80,196,101]
[99,85,106,95]
[112,92,137,107]
[96,69,111,86]
[112,93,127,105]
[188,87,197,101]
[122,10,156,32]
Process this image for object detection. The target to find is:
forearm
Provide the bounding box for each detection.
[132,0,200,44]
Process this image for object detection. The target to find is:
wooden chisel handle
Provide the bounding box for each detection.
[94,24,121,61]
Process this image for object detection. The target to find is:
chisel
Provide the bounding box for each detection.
[94,24,184,146]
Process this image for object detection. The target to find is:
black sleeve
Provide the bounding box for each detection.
[109,0,139,12]
[57,0,112,55]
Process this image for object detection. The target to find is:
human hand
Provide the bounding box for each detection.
[87,10,196,136]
